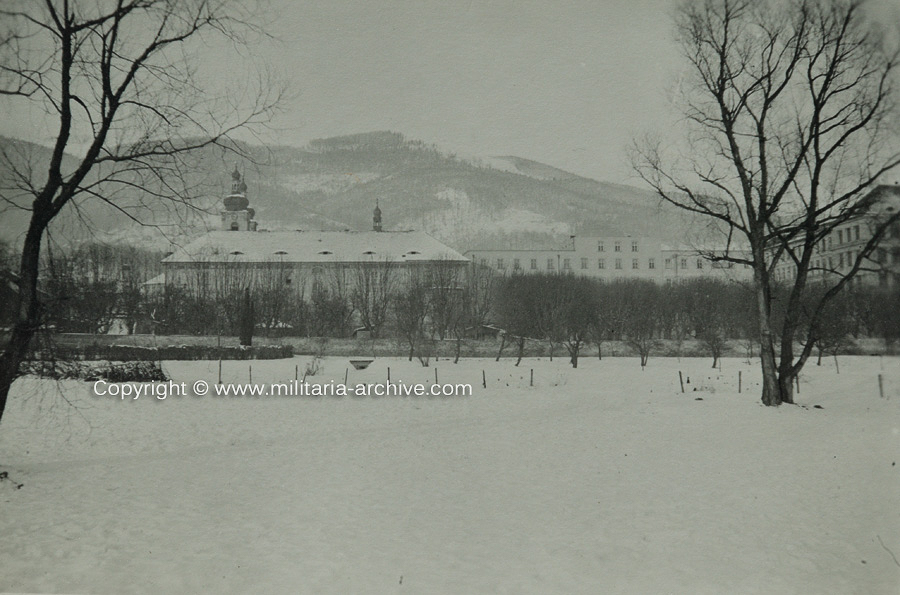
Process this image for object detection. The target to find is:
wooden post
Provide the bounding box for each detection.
[249,364,252,383]
[679,370,685,393]
[834,354,840,374]
[387,367,391,384]
[530,368,534,387]
[738,370,741,394]
[878,374,884,399]
[218,359,222,385]
[482,370,486,389]
[344,367,348,386]
[434,368,438,384]
[295,364,298,381]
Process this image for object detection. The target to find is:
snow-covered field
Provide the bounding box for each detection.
[1,355,898,594]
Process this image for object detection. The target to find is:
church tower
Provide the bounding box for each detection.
[221,166,257,231]
[373,199,383,232]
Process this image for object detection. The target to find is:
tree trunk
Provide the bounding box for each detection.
[515,337,525,366]
[756,290,784,406]
[495,334,507,361]
[0,221,47,425]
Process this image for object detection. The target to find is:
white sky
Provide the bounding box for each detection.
[2,0,898,184]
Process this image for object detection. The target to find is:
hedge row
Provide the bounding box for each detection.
[19,360,168,381]
[29,343,294,362]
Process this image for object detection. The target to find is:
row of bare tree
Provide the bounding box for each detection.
[495,273,900,369]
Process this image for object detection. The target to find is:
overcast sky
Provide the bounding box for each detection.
[2,0,898,184]
[256,0,687,183]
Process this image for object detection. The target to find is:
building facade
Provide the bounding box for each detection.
[465,236,752,283]
[770,185,900,287]
[161,170,470,297]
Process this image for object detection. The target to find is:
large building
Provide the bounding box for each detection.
[160,169,470,296]
[465,235,752,283]
[770,184,900,287]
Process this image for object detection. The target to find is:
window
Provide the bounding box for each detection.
[614,241,622,252]
[632,258,639,269]
[563,258,571,270]
[513,258,520,270]
[632,240,639,252]
[696,259,703,269]
[547,258,555,270]
[581,257,588,269]
[598,259,605,269]
[665,258,672,269]
[855,225,860,240]
[284,277,292,285]
[648,258,655,269]
[838,230,843,244]
[230,222,239,231]
[530,258,537,270]
[597,242,604,252]
[615,258,622,270]
[839,253,844,268]
[681,258,687,269]
[480,258,487,267]
[496,258,505,269]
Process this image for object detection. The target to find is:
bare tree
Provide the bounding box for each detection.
[632,0,900,405]
[0,1,282,423]
[350,257,397,338]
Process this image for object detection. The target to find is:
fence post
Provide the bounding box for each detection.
[679,370,685,393]
[738,370,741,394]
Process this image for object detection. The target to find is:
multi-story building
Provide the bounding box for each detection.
[160,169,470,296]
[465,236,752,283]
[770,184,900,287]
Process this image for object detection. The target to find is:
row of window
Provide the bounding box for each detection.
[481,256,708,271]
[817,224,863,253]
[597,240,640,253]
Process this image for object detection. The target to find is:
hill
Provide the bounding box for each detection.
[0,131,702,252]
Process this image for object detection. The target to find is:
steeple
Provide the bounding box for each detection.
[221,166,257,231]
[373,199,383,232]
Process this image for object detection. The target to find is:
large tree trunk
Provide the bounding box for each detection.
[755,269,788,406]
[0,223,46,425]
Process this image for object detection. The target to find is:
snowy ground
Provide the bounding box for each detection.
[0,355,898,594]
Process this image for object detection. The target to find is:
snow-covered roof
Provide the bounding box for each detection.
[162,230,469,265]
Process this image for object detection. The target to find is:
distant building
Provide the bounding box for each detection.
[770,184,900,287]
[465,235,752,283]
[161,169,469,297]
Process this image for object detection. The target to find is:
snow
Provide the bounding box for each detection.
[1,356,898,594]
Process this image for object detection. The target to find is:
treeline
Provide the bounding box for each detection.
[0,240,165,334]
[496,273,900,368]
[3,240,897,366]
[150,260,498,366]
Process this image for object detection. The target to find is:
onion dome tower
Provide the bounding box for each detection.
[373,199,383,232]
[221,165,257,231]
